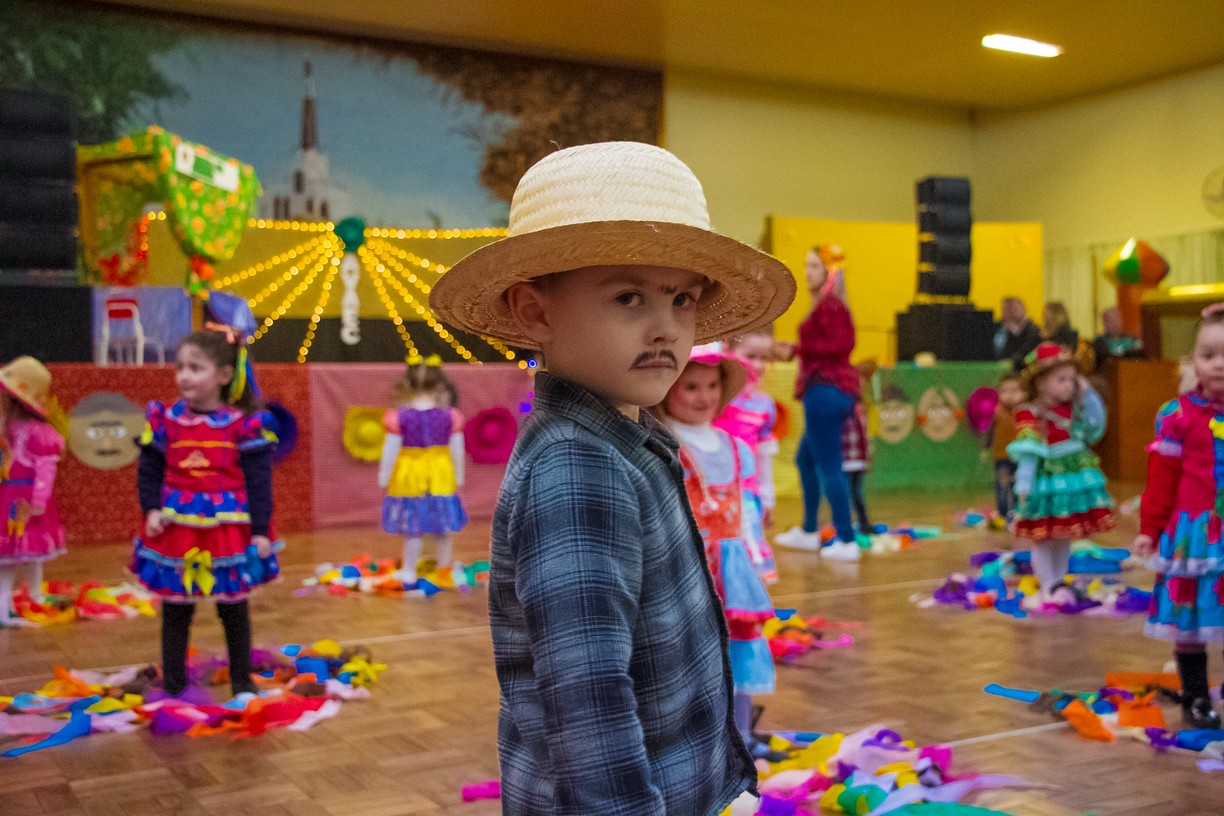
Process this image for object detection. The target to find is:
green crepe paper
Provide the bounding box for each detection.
[78,127,261,277]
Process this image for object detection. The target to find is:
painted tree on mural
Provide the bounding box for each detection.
[410,47,663,204]
[0,2,185,145]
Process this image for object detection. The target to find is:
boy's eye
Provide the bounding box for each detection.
[673,292,698,308]
[615,292,643,306]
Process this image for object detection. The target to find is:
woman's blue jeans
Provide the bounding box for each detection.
[796,384,855,543]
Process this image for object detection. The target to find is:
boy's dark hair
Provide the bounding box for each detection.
[177,330,261,414]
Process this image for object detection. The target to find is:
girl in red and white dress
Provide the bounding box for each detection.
[131,327,281,700]
[0,357,66,627]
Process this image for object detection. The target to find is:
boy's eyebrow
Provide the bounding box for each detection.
[596,271,708,293]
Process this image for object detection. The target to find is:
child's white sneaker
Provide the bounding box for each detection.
[821,540,861,561]
[775,526,822,551]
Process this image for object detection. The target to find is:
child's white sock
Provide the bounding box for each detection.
[434,534,454,570]
[401,536,424,580]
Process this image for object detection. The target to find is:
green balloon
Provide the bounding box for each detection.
[334,217,367,251]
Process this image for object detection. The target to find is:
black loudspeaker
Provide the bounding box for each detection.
[915,175,972,298]
[895,303,995,362]
[0,284,93,362]
[0,88,78,272]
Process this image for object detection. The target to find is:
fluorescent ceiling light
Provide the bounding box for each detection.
[982,34,1063,58]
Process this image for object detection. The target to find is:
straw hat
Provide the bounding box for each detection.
[1020,342,1080,385]
[0,356,52,419]
[429,142,796,348]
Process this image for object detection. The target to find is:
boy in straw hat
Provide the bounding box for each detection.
[431,142,794,814]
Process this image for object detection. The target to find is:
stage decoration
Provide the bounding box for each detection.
[876,384,916,445]
[264,401,299,465]
[333,217,366,350]
[464,407,518,465]
[1102,238,1170,336]
[67,392,144,470]
[0,638,385,756]
[342,407,386,461]
[208,219,519,364]
[916,384,964,443]
[77,126,262,297]
[985,673,1224,773]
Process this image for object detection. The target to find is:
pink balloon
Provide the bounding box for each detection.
[965,387,999,435]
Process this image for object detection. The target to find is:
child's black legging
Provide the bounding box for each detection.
[161,600,255,696]
[848,471,871,533]
[1175,641,1224,702]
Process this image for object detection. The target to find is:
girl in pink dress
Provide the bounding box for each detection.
[0,357,66,627]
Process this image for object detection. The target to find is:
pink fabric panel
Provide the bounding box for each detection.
[309,363,531,529]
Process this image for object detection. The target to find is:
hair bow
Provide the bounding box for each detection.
[203,321,257,404]
[407,353,443,368]
[1202,302,1224,319]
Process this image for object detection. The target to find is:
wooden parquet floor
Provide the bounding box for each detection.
[2,484,1221,815]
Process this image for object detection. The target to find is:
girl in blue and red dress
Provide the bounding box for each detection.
[132,327,282,700]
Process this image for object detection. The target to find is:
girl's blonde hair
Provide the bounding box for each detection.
[392,357,456,405]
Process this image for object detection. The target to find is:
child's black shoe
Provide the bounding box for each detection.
[1182,696,1222,729]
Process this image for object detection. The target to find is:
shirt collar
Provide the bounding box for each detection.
[531,372,678,456]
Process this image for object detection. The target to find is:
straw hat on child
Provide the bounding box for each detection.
[0,356,53,419]
[429,142,796,348]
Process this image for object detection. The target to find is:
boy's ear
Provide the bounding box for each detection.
[505,281,553,347]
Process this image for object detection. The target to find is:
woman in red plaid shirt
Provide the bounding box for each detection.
[776,245,862,560]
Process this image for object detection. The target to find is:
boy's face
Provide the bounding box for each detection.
[664,363,721,425]
[998,379,1025,409]
[517,265,706,416]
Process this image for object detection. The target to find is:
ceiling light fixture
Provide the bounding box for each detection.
[982,34,1063,58]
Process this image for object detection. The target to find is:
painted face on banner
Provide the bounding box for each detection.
[68,392,144,469]
[876,385,915,445]
[917,385,963,443]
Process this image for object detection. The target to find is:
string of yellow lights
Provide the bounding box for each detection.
[245,239,335,310]
[246,219,335,232]
[357,245,417,359]
[365,227,508,241]
[251,243,339,343]
[367,237,517,363]
[213,235,327,290]
[296,260,339,364]
[364,243,477,363]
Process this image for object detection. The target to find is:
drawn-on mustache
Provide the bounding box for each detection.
[631,350,678,368]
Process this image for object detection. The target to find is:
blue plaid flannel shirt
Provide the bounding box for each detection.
[490,373,757,815]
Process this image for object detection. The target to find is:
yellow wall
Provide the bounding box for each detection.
[972,62,1224,250]
[662,71,974,247]
[767,217,1043,363]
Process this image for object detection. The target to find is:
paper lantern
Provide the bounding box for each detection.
[464,407,518,465]
[342,407,386,461]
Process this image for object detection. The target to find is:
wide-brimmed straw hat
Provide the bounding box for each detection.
[429,142,796,349]
[0,356,52,419]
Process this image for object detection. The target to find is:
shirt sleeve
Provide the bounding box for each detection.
[137,445,166,515]
[238,409,279,453]
[138,401,168,452]
[1139,399,1184,539]
[509,440,665,815]
[25,425,64,514]
[239,446,274,537]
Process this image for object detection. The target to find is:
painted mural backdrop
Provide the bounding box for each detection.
[0,1,663,229]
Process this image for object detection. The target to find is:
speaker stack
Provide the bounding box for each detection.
[0,87,93,362]
[895,175,995,362]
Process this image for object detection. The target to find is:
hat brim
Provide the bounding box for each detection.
[428,221,796,350]
[1021,353,1081,383]
[0,378,49,419]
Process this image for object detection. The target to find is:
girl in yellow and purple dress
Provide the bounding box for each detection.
[378,355,468,583]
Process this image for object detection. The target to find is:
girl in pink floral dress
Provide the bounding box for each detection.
[0,357,65,627]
